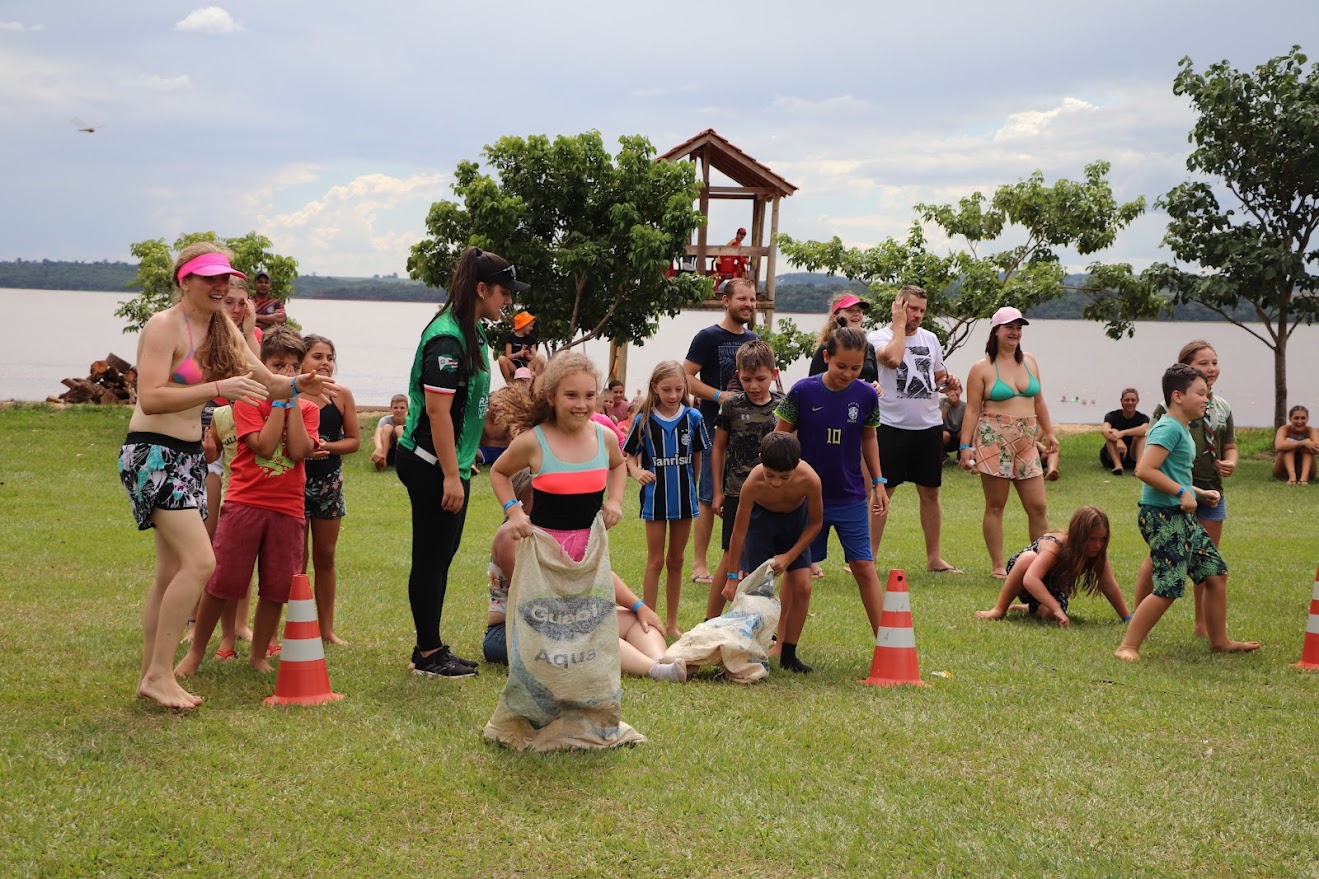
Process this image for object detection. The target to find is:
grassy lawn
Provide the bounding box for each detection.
[0,404,1315,878]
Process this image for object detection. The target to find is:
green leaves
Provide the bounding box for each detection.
[408,132,706,351]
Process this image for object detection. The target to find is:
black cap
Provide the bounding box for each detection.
[478,262,530,293]
[254,270,270,280]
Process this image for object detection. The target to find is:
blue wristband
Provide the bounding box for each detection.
[270,400,290,409]
[290,375,299,397]
[502,498,522,512]
[714,390,722,403]
[1123,614,1133,622]
[958,444,972,451]
[873,476,887,485]
[727,572,739,579]
[1175,485,1187,498]
[630,600,644,613]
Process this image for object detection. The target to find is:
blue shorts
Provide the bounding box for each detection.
[698,449,713,504]
[1196,493,1227,523]
[483,622,508,665]
[478,445,506,466]
[808,500,873,564]
[741,501,812,573]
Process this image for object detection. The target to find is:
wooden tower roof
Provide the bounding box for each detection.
[659,129,797,197]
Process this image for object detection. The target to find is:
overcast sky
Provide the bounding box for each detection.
[2,2,1314,277]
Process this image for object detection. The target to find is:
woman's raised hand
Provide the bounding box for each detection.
[218,372,267,402]
[297,371,337,397]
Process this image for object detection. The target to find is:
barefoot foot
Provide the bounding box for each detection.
[1114,646,1141,662]
[974,609,1006,620]
[990,568,1008,580]
[664,625,683,641]
[174,653,203,677]
[249,658,274,673]
[1210,639,1261,654]
[138,674,203,709]
[323,633,349,646]
[236,628,254,642]
[1193,626,1209,639]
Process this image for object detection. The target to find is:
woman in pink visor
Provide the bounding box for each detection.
[117,241,333,709]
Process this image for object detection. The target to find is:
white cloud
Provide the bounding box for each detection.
[174,7,243,35]
[122,73,192,92]
[769,94,872,115]
[0,21,45,31]
[994,97,1098,141]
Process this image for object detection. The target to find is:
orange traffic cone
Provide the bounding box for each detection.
[265,573,344,705]
[862,569,925,687]
[1296,565,1319,671]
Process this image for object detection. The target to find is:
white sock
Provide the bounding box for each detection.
[648,659,687,683]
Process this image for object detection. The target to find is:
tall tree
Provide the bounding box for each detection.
[408,131,708,350]
[116,232,298,332]
[780,162,1144,357]
[1083,46,1319,426]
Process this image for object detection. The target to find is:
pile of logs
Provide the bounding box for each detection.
[50,353,137,405]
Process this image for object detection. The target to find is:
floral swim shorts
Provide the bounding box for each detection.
[118,431,207,530]
[305,468,347,520]
[971,414,1043,480]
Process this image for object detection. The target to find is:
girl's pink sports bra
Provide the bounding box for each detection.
[171,314,205,385]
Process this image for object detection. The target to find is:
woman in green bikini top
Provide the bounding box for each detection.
[957,307,1059,579]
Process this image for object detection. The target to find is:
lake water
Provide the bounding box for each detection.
[2,288,1314,427]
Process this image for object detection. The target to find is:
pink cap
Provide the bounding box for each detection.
[990,306,1029,328]
[513,367,533,381]
[177,252,246,283]
[832,293,870,313]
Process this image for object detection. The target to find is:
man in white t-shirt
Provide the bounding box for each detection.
[867,285,962,573]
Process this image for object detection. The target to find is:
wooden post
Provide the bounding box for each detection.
[765,196,781,326]
[608,338,629,387]
[696,155,710,281]
[750,197,765,290]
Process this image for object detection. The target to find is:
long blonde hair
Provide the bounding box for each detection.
[815,291,861,348]
[502,352,599,435]
[633,360,691,451]
[173,241,251,381]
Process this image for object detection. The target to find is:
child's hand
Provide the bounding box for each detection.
[506,505,533,539]
[770,554,789,575]
[712,491,724,517]
[602,500,623,529]
[1054,609,1071,628]
[872,487,889,517]
[1197,488,1221,508]
[634,603,662,633]
[721,574,740,602]
[240,300,256,336]
[1179,490,1198,514]
[1216,459,1236,477]
[633,470,656,486]
[371,447,386,466]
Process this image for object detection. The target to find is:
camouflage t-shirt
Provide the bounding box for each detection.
[715,390,783,497]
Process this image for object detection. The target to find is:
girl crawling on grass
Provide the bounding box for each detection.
[975,505,1130,627]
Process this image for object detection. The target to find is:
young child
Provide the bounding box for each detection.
[484,467,686,682]
[1272,404,1318,485]
[706,340,782,619]
[724,433,823,672]
[490,352,627,561]
[975,505,1130,625]
[301,334,360,645]
[175,327,319,675]
[623,360,711,638]
[371,394,408,471]
[498,311,542,381]
[774,327,888,670]
[1115,363,1259,661]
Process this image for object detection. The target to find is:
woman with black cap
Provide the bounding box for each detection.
[397,246,526,678]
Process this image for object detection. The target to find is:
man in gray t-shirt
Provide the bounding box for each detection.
[866,285,962,573]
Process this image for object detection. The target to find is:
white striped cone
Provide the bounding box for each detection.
[863,569,924,687]
[1296,565,1319,671]
[264,574,344,705]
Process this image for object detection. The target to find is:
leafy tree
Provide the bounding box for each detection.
[756,318,817,373]
[1083,46,1319,426]
[408,131,709,350]
[116,231,298,332]
[780,162,1144,357]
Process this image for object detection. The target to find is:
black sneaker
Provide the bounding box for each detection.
[409,645,478,671]
[410,646,477,678]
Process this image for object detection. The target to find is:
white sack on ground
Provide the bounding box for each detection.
[661,558,778,683]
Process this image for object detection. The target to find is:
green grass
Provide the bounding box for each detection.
[0,404,1315,878]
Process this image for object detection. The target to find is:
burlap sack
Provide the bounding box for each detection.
[661,558,779,683]
[483,515,646,751]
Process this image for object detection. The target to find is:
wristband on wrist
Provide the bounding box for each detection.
[727,572,739,579]
[630,600,644,613]
[1175,485,1187,498]
[502,498,523,512]
[290,375,299,397]
[713,390,722,403]
[1123,614,1133,622]
[958,444,972,451]
[873,476,887,485]
[271,400,290,409]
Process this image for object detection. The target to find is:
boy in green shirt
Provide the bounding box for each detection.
[1115,364,1259,661]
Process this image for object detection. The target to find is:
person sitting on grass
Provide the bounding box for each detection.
[1115,363,1259,662]
[1272,404,1319,485]
[1099,388,1149,476]
[176,327,320,677]
[975,505,1130,626]
[723,433,823,673]
[482,467,686,682]
[497,311,543,382]
[371,394,408,471]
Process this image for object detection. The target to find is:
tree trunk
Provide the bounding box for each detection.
[1273,329,1288,429]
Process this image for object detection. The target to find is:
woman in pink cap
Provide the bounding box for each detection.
[118,241,332,709]
[957,306,1058,578]
[808,291,879,383]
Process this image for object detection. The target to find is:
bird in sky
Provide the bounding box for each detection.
[70,117,98,134]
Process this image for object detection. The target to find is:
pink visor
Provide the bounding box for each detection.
[177,252,247,282]
[832,293,870,313]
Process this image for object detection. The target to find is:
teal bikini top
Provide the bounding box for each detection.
[988,361,1040,402]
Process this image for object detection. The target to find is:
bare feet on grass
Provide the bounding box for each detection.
[323,633,349,646]
[236,628,254,642]
[975,608,1006,620]
[1193,625,1210,639]
[1211,639,1261,654]
[665,625,683,641]
[927,561,963,573]
[138,674,203,709]
[174,653,202,677]
[990,568,1008,580]
[249,658,274,673]
[1114,646,1141,661]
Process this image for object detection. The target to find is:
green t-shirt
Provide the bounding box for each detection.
[1139,416,1194,507]
[1149,394,1234,493]
[400,309,490,480]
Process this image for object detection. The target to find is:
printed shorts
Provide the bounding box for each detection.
[1005,547,1069,616]
[1137,504,1228,599]
[972,414,1043,480]
[305,468,347,520]
[118,432,207,531]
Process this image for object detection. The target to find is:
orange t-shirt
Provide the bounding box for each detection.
[228,398,319,519]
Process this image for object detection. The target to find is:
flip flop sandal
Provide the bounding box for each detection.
[214,649,238,660]
[266,644,282,657]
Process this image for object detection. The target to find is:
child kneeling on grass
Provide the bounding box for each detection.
[176,328,319,676]
[1115,363,1259,661]
[724,433,823,673]
[975,505,1130,626]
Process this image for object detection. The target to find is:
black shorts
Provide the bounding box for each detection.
[741,501,812,573]
[720,495,741,551]
[877,424,944,489]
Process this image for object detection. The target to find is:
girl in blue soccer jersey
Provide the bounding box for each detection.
[624,360,711,639]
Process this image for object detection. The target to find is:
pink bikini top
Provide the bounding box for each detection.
[171,313,205,385]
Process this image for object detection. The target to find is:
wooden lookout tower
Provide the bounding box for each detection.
[659,129,798,320]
